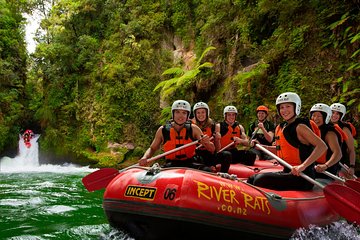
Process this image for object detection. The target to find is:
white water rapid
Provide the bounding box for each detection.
[0,134,94,173]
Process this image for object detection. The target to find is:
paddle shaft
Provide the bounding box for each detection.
[322,169,345,182]
[217,128,255,153]
[218,141,235,153]
[320,163,360,193]
[146,136,205,164]
[196,136,214,150]
[255,144,325,188]
[339,162,358,178]
[249,128,260,145]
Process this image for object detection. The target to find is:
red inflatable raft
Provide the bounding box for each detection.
[22,129,34,148]
[102,165,340,240]
[228,159,284,178]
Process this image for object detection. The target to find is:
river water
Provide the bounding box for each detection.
[0,137,359,239]
[0,136,133,240]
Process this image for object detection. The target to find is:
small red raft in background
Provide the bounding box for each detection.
[22,129,34,148]
[102,165,339,240]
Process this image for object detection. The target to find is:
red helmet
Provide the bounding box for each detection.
[256,105,269,114]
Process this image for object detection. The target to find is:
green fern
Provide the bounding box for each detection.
[154,46,216,101]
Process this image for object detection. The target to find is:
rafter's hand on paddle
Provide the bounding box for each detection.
[199,135,211,147]
[291,164,306,176]
[233,136,244,146]
[139,158,148,167]
[315,163,328,173]
[249,139,258,148]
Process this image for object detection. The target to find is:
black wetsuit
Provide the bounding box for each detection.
[248,120,275,159]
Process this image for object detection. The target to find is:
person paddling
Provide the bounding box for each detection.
[330,103,356,177]
[248,105,275,160]
[139,100,215,170]
[215,105,256,166]
[192,101,231,172]
[247,92,327,190]
[310,103,342,178]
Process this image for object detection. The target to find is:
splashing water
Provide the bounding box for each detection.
[18,134,40,163]
[0,134,41,172]
[0,134,94,173]
[291,220,360,240]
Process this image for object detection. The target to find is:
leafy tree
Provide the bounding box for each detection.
[0,0,27,151]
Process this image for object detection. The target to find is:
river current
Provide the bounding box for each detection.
[0,137,359,239]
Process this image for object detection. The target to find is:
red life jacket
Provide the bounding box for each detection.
[337,121,356,138]
[335,121,354,164]
[162,122,196,160]
[192,119,215,150]
[219,121,241,150]
[316,124,343,164]
[275,118,320,166]
[334,124,348,142]
[309,120,321,138]
[346,121,357,137]
[191,119,215,138]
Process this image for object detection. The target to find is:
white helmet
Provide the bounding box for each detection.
[223,105,238,117]
[330,103,346,121]
[276,92,301,116]
[193,102,210,117]
[171,100,191,119]
[310,103,332,124]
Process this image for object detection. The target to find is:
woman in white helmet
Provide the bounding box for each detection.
[139,100,215,169]
[248,92,327,190]
[192,102,231,172]
[330,103,356,176]
[192,102,212,131]
[310,103,342,178]
[214,105,256,166]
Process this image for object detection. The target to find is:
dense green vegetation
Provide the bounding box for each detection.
[0,0,28,150]
[1,0,359,168]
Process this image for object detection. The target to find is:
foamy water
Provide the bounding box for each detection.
[0,134,95,173]
[291,221,360,239]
